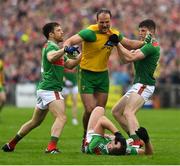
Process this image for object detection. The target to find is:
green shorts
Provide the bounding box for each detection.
[78,68,109,94]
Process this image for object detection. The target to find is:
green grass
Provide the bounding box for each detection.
[0,106,180,165]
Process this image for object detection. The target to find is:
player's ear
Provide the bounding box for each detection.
[49,32,54,38]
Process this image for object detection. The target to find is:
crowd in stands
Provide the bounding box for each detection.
[0,0,179,92]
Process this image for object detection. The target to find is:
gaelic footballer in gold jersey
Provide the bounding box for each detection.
[64,8,146,151]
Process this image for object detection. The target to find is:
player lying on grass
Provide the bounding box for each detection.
[84,106,153,155]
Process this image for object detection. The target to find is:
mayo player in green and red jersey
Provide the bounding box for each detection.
[84,106,153,155]
[112,19,160,147]
[63,8,148,151]
[2,22,81,154]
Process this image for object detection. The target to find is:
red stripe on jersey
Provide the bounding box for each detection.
[52,58,64,66]
[152,42,159,47]
[137,85,146,95]
[43,43,48,48]
[54,91,60,100]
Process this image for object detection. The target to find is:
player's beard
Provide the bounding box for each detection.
[101,26,110,33]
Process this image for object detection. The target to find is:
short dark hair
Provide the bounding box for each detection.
[96,8,112,20]
[139,19,156,32]
[109,138,127,156]
[42,22,60,39]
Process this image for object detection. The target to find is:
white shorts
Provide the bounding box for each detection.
[36,89,64,110]
[124,83,155,102]
[84,130,101,153]
[62,86,78,96]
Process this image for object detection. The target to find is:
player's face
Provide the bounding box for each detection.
[53,26,64,42]
[138,27,149,41]
[97,13,111,34]
[107,140,121,151]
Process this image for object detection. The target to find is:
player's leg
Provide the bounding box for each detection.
[123,83,155,146]
[81,93,96,133]
[71,86,78,125]
[123,92,144,146]
[46,98,66,153]
[111,95,129,134]
[87,106,105,131]
[2,107,48,152]
[80,93,96,152]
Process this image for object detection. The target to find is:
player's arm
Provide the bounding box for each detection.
[144,141,153,155]
[47,48,65,62]
[63,34,83,47]
[121,37,144,50]
[94,116,119,136]
[64,29,96,47]
[65,53,82,69]
[136,127,153,155]
[117,42,145,63]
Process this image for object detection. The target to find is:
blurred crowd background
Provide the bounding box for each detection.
[0,0,180,106]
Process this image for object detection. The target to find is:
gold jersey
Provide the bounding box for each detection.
[79,24,122,72]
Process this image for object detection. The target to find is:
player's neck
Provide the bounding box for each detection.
[48,38,58,44]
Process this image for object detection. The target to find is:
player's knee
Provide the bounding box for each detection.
[57,114,67,124]
[112,108,117,117]
[123,110,133,119]
[85,105,95,113]
[94,106,104,112]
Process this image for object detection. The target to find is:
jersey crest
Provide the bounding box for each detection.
[152,41,159,47]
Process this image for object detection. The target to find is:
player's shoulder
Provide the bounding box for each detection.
[87,24,99,31]
[151,40,160,47]
[46,41,59,50]
[109,27,120,35]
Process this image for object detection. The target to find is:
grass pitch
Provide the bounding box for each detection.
[0,106,180,165]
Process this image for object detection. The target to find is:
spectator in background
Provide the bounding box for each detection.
[0,0,179,91]
[63,67,79,125]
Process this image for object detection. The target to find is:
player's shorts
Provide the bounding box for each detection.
[125,83,155,102]
[62,85,78,96]
[78,69,109,94]
[36,89,64,110]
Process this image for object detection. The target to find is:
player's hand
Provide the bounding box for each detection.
[64,46,80,54]
[64,46,80,59]
[104,34,119,47]
[114,132,126,144]
[135,127,150,144]
[144,32,152,44]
